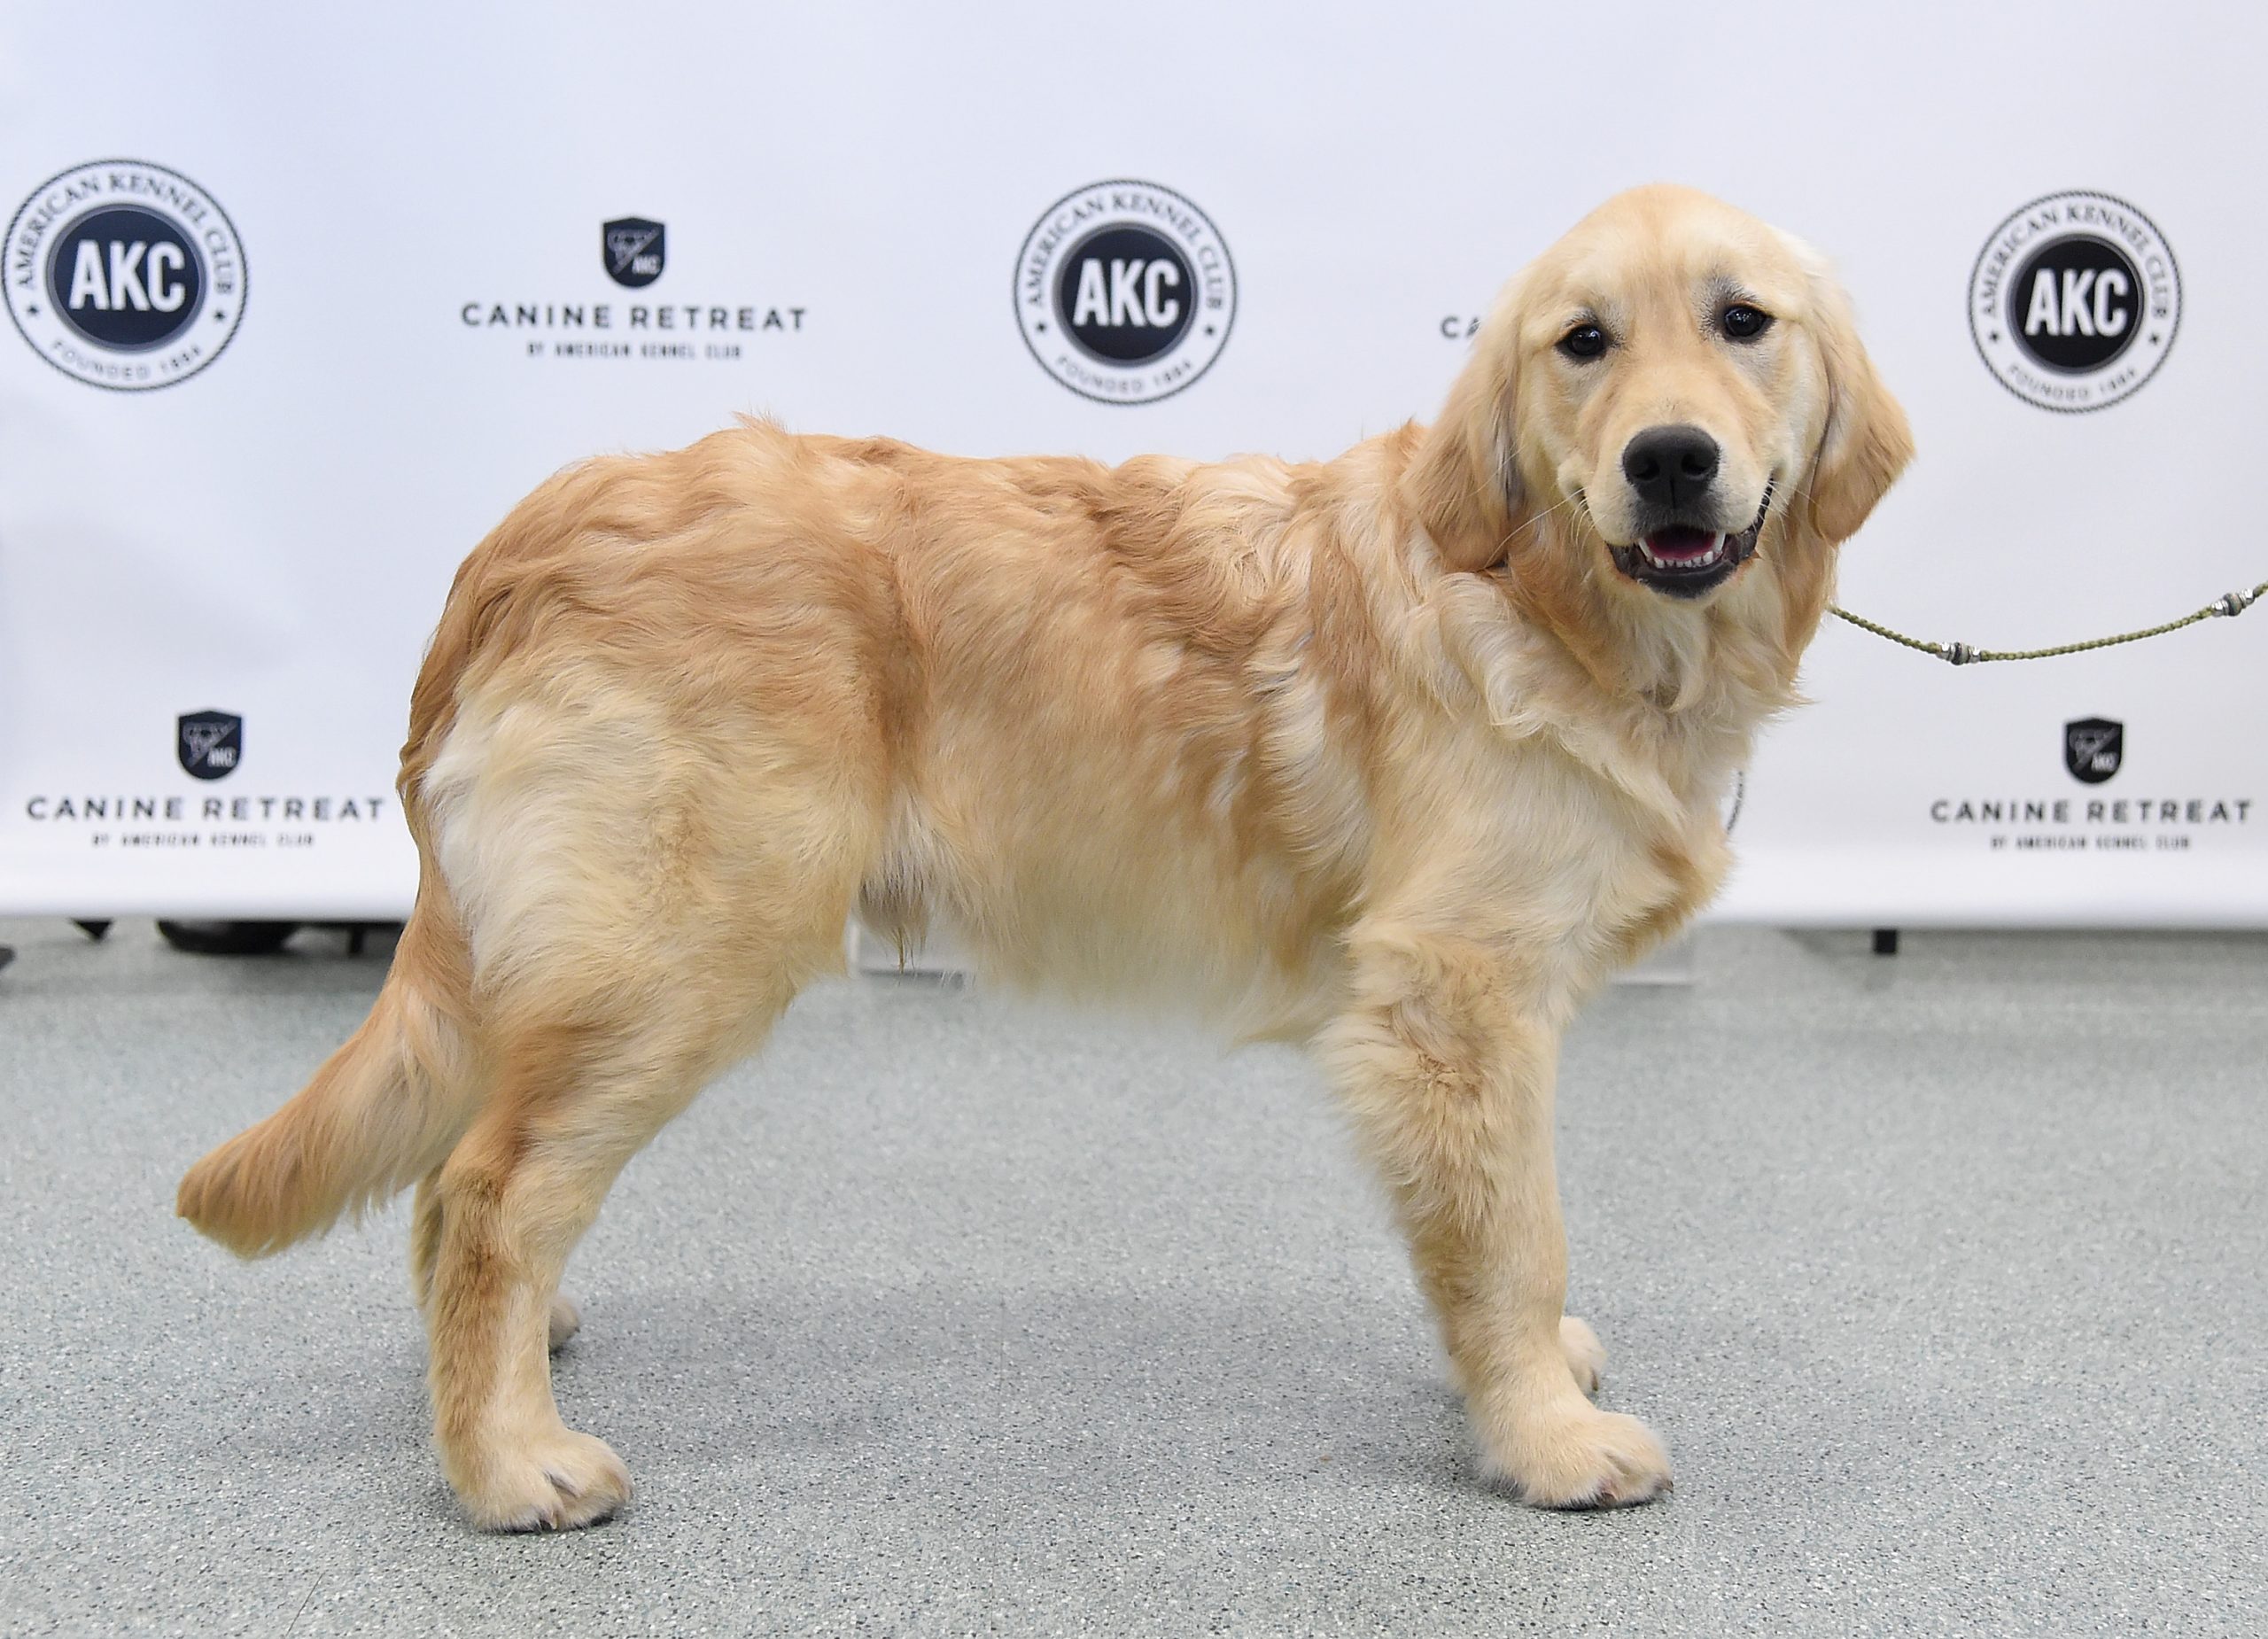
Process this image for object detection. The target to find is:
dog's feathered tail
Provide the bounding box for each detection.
[176,894,477,1258]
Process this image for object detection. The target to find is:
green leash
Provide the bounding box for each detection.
[1831,580,2267,665]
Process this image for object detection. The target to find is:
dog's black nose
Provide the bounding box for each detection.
[1621,425,1720,512]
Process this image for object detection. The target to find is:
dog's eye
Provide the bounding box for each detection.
[1557,323,1608,360]
[1720,305,1773,340]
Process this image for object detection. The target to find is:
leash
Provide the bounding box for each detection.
[1830,580,2267,665]
[1722,577,2265,835]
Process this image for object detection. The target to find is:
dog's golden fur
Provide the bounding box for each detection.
[178,184,1909,1528]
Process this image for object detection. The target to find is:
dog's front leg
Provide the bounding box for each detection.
[1323,928,1671,1507]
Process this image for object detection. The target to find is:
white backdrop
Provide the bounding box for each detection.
[2,1,2261,926]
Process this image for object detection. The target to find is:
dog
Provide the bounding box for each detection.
[179,183,1910,1528]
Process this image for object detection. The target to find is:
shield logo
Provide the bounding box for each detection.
[177,710,243,781]
[2063,717,2123,784]
[602,217,664,288]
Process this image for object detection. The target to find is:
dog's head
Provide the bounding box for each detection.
[1406,185,1910,641]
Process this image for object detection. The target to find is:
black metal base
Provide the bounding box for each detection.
[149,920,403,958]
[156,920,301,957]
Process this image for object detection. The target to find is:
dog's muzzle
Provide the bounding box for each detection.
[1609,482,1775,600]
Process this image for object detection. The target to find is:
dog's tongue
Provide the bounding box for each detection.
[1643,526,1718,562]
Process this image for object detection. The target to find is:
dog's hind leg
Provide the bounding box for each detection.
[414,1164,579,1352]
[415,687,883,1531]
[420,891,856,1531]
[423,1013,731,1529]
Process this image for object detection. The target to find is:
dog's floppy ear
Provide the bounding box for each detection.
[1402,319,1521,572]
[1787,235,1913,542]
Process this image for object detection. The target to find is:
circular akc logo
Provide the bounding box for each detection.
[5,159,247,392]
[1968,190,2178,414]
[1014,180,1235,405]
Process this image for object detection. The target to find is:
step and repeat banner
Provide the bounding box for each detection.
[2,2,2262,926]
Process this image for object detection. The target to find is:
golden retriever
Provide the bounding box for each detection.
[178,183,1910,1528]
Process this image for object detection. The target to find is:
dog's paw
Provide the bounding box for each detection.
[548,1292,582,1353]
[1559,1315,1606,1396]
[1483,1399,1671,1510]
[456,1428,632,1533]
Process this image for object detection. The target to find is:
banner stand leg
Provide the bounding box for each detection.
[849,922,974,987]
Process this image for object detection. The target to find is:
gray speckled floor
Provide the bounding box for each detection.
[1,918,2263,1637]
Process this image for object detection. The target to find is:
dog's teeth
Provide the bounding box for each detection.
[1642,534,1723,573]
[1635,532,1728,574]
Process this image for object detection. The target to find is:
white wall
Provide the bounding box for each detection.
[3,1,2261,923]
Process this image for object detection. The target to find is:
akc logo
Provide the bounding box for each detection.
[1969,190,2178,414]
[1014,180,1236,405]
[5,159,246,391]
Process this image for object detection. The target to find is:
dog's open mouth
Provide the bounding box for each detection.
[1611,484,1774,599]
